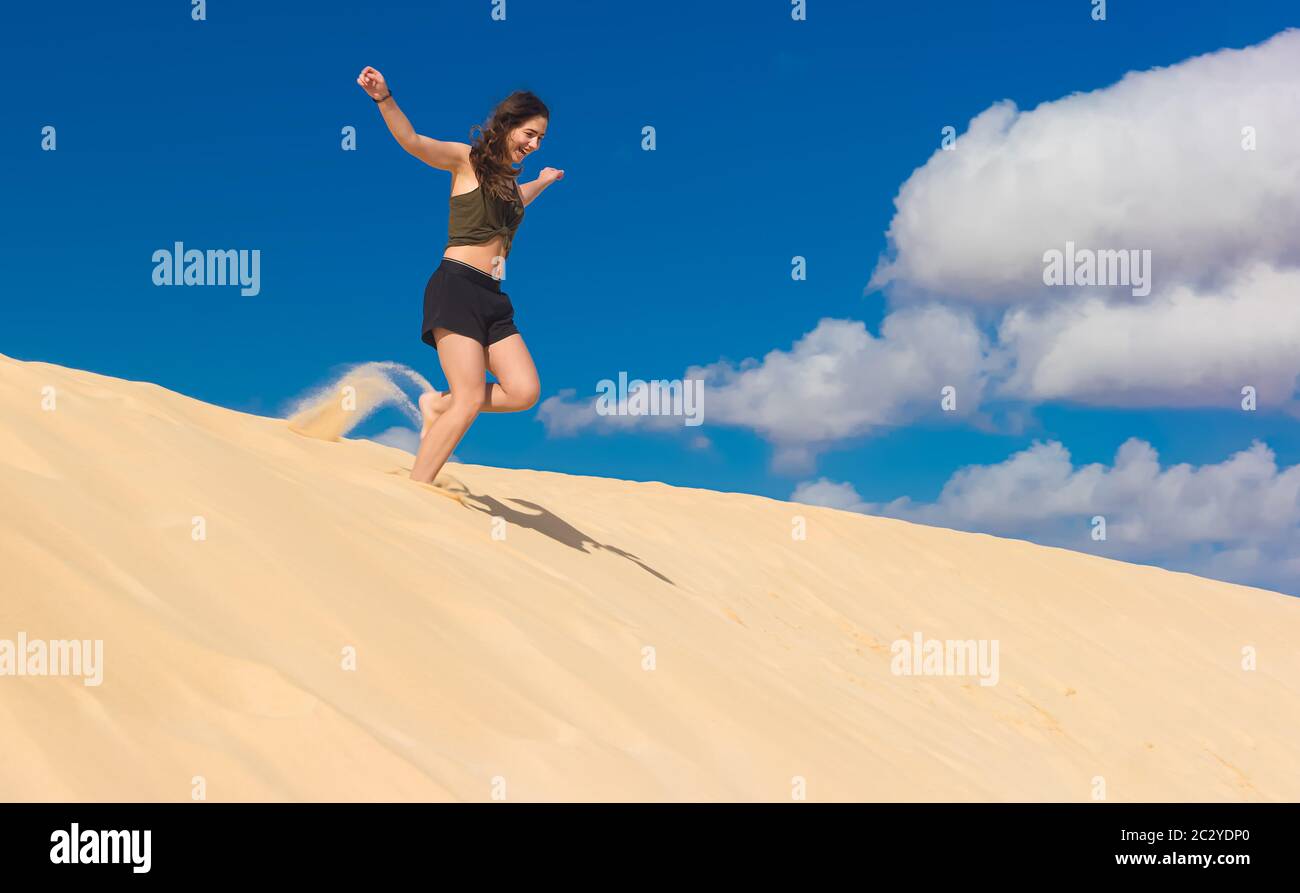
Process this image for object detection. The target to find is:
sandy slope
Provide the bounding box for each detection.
[1,353,1298,802]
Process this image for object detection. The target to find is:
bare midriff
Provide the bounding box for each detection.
[442,239,507,276]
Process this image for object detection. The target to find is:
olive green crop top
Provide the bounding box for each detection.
[446,177,525,258]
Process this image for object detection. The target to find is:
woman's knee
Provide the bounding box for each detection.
[515,379,541,411]
[448,390,486,417]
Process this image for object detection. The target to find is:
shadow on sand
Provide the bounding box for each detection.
[388,465,674,585]
[461,490,676,586]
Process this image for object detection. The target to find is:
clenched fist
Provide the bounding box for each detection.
[356,66,390,100]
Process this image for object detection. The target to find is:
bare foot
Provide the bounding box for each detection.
[419,390,445,440]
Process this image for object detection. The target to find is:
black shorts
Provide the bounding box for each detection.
[421,257,520,350]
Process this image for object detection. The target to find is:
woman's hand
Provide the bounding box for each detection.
[356,66,390,100]
[520,168,565,206]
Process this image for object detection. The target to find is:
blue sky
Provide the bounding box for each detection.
[4,1,1300,594]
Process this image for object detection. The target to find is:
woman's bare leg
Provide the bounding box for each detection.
[483,334,540,412]
[418,390,446,440]
[410,329,487,484]
[417,334,540,433]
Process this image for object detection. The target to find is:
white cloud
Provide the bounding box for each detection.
[997,265,1300,409]
[544,29,1300,463]
[871,29,1300,303]
[862,29,1300,413]
[799,438,1300,595]
[539,310,994,471]
[537,386,707,438]
[369,426,419,454]
[791,478,871,513]
[536,388,593,437]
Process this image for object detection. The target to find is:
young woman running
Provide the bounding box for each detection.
[357,66,563,485]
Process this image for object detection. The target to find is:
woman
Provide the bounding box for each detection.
[356,66,563,485]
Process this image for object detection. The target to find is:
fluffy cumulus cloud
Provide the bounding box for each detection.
[870,28,1300,303]
[541,29,1300,455]
[867,28,1300,412]
[996,264,1300,409]
[683,309,994,471]
[793,438,1300,595]
[540,309,995,471]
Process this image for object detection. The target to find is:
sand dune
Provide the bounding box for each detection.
[1,352,1298,802]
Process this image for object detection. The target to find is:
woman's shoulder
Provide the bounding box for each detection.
[448,159,481,199]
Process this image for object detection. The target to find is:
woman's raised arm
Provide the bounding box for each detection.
[356,66,470,172]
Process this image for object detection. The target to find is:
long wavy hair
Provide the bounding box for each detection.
[468,91,550,203]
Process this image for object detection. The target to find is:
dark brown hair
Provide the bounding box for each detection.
[468,91,550,202]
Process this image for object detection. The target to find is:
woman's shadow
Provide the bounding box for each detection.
[461,489,675,586]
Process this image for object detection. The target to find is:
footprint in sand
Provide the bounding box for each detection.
[384,467,470,506]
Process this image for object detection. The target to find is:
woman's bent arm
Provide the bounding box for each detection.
[519,167,565,206]
[357,65,469,172]
[381,102,470,171]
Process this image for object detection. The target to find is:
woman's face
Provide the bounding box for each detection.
[509,116,548,164]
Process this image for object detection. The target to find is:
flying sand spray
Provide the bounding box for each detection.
[286,361,435,441]
[286,362,473,505]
